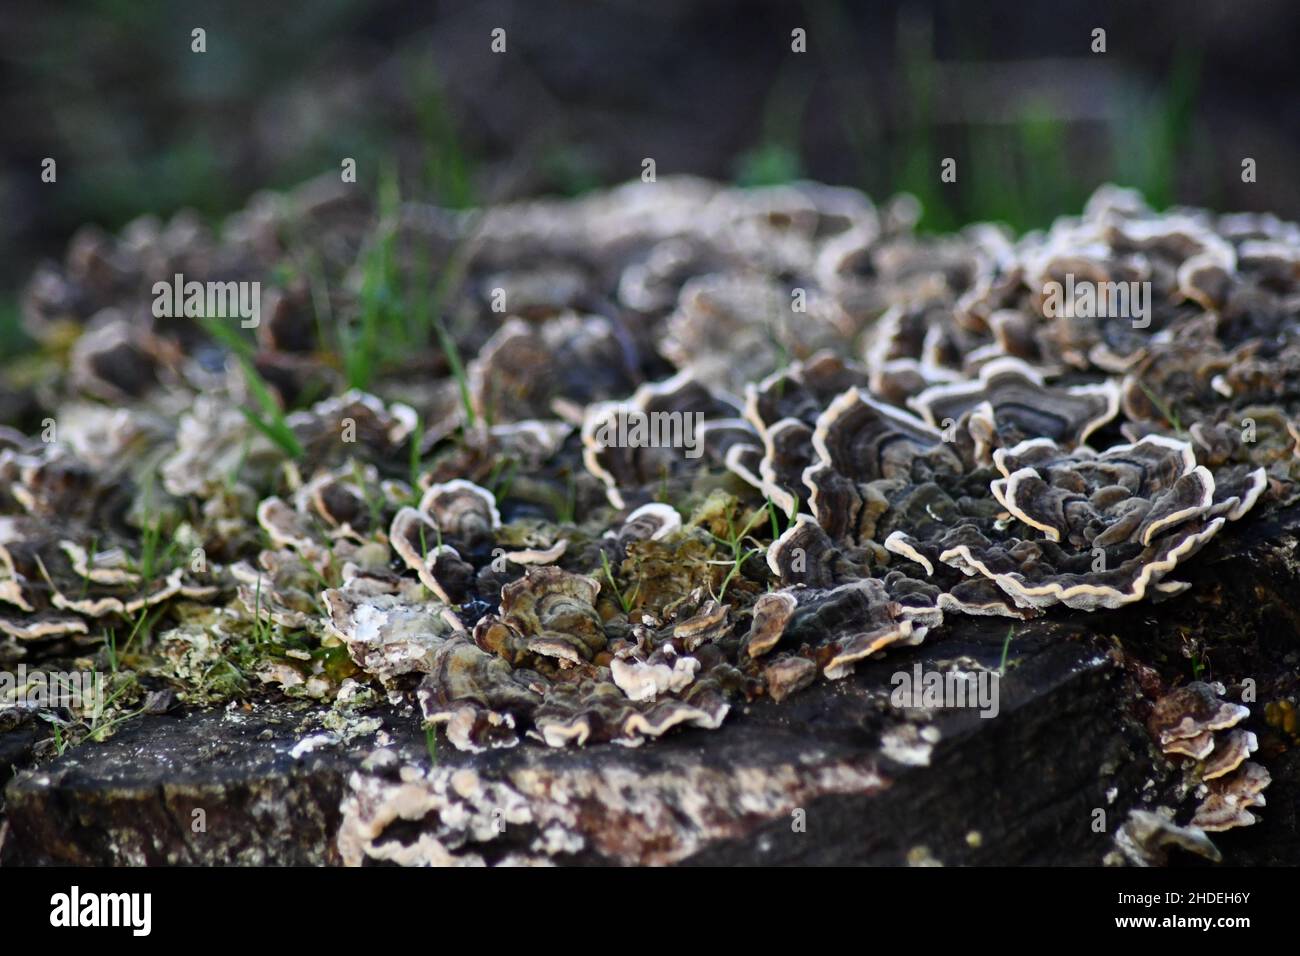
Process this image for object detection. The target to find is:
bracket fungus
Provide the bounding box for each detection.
[1145,681,1270,834]
[4,173,1298,856]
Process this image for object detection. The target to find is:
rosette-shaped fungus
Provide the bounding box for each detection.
[473,567,606,668]
[583,371,748,508]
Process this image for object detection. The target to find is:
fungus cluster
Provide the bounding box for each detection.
[1148,681,1271,832]
[3,177,1296,786]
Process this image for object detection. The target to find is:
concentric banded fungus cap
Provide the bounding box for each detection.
[1177,251,1235,311]
[230,557,317,630]
[758,418,816,516]
[986,435,1245,578]
[478,567,606,666]
[618,235,727,314]
[469,316,637,424]
[416,635,544,752]
[745,590,799,658]
[745,352,869,434]
[7,451,100,520]
[699,418,759,469]
[418,480,501,550]
[1207,465,1269,521]
[935,576,1027,618]
[582,372,740,508]
[498,538,567,568]
[610,641,700,702]
[998,433,1202,501]
[295,467,373,533]
[286,390,419,461]
[933,516,1226,612]
[0,539,36,616]
[994,460,1214,548]
[160,394,275,497]
[862,305,963,405]
[766,515,846,588]
[759,655,816,707]
[1192,762,1271,831]
[257,495,323,554]
[0,613,90,643]
[672,599,730,651]
[875,568,942,624]
[0,513,221,643]
[801,460,864,541]
[617,502,682,543]
[69,314,161,402]
[322,574,463,691]
[1148,681,1250,752]
[763,655,817,702]
[747,578,920,679]
[811,387,962,484]
[665,274,829,394]
[1201,729,1258,780]
[873,479,969,549]
[388,507,471,603]
[909,357,1120,454]
[723,442,766,495]
[1163,729,1216,760]
[529,675,729,748]
[1113,809,1221,867]
[48,564,217,620]
[58,540,140,587]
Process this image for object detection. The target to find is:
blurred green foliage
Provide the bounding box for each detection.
[0,301,25,355]
[1,0,1210,365]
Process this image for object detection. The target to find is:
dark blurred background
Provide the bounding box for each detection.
[3,0,1299,352]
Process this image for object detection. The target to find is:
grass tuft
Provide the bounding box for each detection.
[998,626,1016,676]
[201,317,305,458]
[599,549,638,615]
